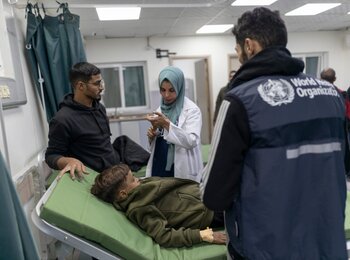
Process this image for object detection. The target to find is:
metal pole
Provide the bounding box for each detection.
[0,95,10,169]
[37,64,47,119]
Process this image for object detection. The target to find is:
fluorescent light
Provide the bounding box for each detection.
[196,24,234,34]
[96,7,141,21]
[231,0,278,6]
[285,3,341,16]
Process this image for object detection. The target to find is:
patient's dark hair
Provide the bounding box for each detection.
[91,164,130,203]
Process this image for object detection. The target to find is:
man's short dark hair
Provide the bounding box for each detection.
[69,62,101,87]
[232,7,287,49]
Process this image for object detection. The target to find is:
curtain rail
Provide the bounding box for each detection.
[14,0,227,9]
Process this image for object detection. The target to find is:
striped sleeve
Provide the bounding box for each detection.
[201,96,250,211]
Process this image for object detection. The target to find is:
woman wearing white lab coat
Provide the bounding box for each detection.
[145,66,203,182]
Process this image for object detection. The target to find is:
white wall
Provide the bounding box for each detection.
[0,2,347,178]
[287,31,350,90]
[0,2,47,177]
[86,31,350,120]
[86,35,236,117]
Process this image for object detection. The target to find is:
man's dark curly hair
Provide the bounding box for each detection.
[232,7,287,49]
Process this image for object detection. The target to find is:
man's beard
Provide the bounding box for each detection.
[87,93,101,101]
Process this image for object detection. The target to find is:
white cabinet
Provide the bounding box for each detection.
[0,9,27,108]
[0,3,14,79]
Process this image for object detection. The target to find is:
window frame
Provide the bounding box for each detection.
[96,61,150,116]
[293,52,326,78]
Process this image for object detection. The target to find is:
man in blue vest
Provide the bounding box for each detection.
[201,7,350,259]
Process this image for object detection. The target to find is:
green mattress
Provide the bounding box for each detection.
[46,166,147,188]
[40,168,226,260]
[345,191,350,239]
[201,144,211,165]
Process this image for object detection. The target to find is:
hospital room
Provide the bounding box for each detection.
[1,0,350,259]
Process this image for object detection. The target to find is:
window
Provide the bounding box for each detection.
[293,53,325,78]
[98,62,149,115]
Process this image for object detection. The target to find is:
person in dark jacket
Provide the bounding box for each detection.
[320,67,337,84]
[45,62,149,180]
[91,164,226,248]
[320,67,345,96]
[201,7,349,259]
[213,70,236,125]
[320,68,350,152]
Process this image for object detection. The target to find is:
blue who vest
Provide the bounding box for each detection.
[226,73,347,259]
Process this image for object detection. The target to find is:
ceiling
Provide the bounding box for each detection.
[15,0,350,39]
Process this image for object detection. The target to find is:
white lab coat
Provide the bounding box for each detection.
[146,97,203,182]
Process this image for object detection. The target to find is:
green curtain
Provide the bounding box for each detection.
[0,153,40,260]
[25,3,86,121]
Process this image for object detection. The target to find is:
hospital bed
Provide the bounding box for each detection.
[32,145,350,259]
[32,167,227,260]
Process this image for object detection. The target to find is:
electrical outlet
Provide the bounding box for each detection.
[0,85,10,99]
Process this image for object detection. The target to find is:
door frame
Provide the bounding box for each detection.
[228,54,240,73]
[169,55,213,143]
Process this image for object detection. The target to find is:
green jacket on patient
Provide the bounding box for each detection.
[114,177,214,247]
[91,164,225,248]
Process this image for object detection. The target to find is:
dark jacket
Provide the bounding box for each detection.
[114,177,213,247]
[202,46,348,259]
[45,94,118,172]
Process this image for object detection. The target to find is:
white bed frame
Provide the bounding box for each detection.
[31,178,122,260]
[32,150,122,260]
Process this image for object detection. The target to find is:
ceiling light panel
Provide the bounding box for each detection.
[231,0,278,6]
[285,3,341,16]
[196,24,234,34]
[96,7,141,21]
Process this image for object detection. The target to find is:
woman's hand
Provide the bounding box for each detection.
[147,126,157,142]
[146,112,170,131]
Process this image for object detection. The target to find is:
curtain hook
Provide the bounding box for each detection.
[41,3,46,16]
[24,3,30,19]
[56,0,62,13]
[33,2,41,17]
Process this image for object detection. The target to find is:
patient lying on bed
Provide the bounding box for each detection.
[91,164,226,248]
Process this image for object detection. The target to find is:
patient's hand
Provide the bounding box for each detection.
[200,228,226,245]
[56,157,88,181]
[212,231,226,244]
